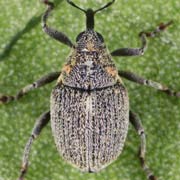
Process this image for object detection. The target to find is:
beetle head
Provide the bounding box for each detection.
[76,30,104,51]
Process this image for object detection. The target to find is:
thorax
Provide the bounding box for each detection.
[58,49,120,90]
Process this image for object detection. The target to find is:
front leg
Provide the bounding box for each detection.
[119,70,180,97]
[111,21,172,56]
[42,0,74,47]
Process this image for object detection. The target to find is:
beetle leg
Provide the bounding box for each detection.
[118,70,180,97]
[130,111,157,180]
[111,21,173,56]
[0,71,60,104]
[18,111,50,180]
[111,33,147,56]
[42,0,74,48]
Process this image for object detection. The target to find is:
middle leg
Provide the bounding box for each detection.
[0,71,60,104]
[119,70,180,97]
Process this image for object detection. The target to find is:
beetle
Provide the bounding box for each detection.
[0,0,179,180]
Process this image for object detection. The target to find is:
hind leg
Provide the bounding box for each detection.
[18,111,50,180]
[130,110,157,180]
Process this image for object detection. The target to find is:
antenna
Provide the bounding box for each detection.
[66,0,115,29]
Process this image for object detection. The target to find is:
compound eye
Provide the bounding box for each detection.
[97,32,104,43]
[76,31,85,42]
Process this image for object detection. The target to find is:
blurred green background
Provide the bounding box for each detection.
[0,0,179,180]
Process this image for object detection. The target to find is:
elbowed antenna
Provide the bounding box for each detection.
[66,0,115,29]
[94,0,115,13]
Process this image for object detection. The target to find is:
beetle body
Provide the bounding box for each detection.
[0,1,175,179]
[50,30,129,172]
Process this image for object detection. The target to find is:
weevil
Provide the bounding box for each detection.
[0,0,179,180]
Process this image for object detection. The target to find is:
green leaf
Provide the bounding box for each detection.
[0,0,179,180]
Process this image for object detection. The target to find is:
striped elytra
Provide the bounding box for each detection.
[51,83,129,172]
